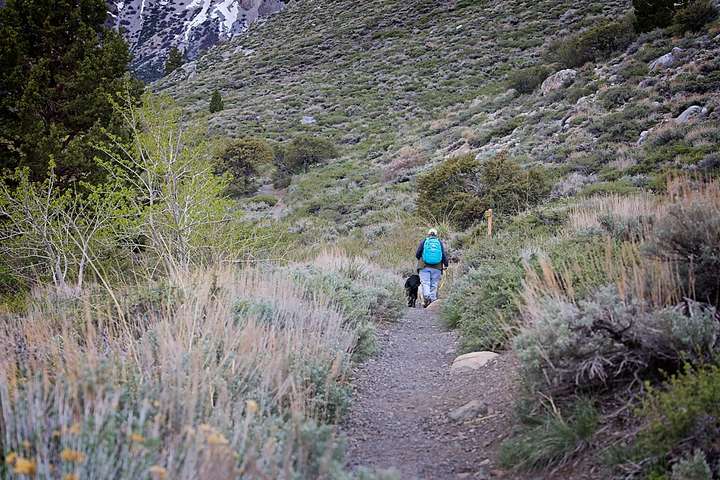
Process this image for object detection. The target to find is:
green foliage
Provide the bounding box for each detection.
[284,135,339,174]
[249,194,279,206]
[443,260,524,352]
[499,398,599,471]
[164,47,184,76]
[599,85,639,109]
[629,365,720,476]
[507,65,551,94]
[515,285,720,396]
[416,153,551,229]
[209,89,224,113]
[218,137,273,196]
[671,451,713,480]
[548,17,637,68]
[0,0,140,182]
[672,0,719,34]
[633,0,676,31]
[644,198,720,306]
[98,93,236,275]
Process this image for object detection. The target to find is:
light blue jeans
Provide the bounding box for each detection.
[419,267,442,302]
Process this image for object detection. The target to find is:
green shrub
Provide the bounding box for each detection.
[218,137,273,196]
[508,65,552,94]
[599,85,639,109]
[417,153,551,230]
[671,451,713,480]
[499,398,599,471]
[644,198,720,306]
[633,0,675,31]
[548,17,637,68]
[443,261,525,352]
[672,0,718,34]
[630,365,720,476]
[284,135,339,173]
[249,194,279,206]
[515,285,719,395]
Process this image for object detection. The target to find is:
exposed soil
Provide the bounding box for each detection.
[341,306,520,479]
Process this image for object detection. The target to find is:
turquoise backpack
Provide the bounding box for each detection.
[422,237,443,265]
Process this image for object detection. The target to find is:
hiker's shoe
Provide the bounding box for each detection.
[423,298,431,308]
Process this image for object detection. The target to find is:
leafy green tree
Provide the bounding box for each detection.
[633,0,676,31]
[98,93,235,277]
[0,0,140,182]
[219,137,273,196]
[164,47,184,76]
[209,90,224,113]
[417,153,551,229]
[284,135,338,173]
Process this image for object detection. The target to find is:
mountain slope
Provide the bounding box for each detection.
[155,0,628,151]
[109,0,285,80]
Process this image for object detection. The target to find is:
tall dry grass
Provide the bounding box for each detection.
[0,262,360,479]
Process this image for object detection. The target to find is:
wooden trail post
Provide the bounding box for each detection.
[485,209,494,237]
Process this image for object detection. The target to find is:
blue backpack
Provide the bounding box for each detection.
[422,237,443,265]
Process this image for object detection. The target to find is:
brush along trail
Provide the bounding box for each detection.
[342,305,518,479]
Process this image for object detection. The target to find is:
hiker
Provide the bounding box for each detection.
[415,228,448,308]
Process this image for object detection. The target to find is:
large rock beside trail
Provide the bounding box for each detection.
[449,400,489,422]
[675,105,708,124]
[541,69,577,95]
[450,351,499,373]
[649,47,683,71]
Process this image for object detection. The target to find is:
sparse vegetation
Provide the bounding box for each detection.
[218,137,273,196]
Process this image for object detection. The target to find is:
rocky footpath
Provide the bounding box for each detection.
[342,305,518,479]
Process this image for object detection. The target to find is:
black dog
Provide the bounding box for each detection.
[404,274,421,307]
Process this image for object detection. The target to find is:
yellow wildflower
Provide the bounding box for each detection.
[207,432,229,446]
[60,449,85,463]
[148,465,167,479]
[5,451,17,465]
[68,423,81,435]
[13,457,36,475]
[129,433,145,443]
[245,399,259,414]
[63,474,79,480]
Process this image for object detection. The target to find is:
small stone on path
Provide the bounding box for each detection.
[449,400,489,422]
[450,351,499,373]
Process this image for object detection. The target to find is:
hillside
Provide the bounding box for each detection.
[2,0,720,478]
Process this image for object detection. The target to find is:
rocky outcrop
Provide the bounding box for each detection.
[675,105,708,124]
[649,47,683,71]
[541,69,577,95]
[108,0,285,81]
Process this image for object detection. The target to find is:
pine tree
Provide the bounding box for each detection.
[164,47,184,76]
[209,90,224,113]
[0,0,141,183]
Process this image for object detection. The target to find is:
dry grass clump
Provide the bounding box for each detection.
[382,146,428,182]
[0,258,366,479]
[567,192,666,237]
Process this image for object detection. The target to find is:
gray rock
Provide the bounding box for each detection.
[449,400,489,422]
[675,105,707,124]
[541,69,577,95]
[637,130,650,145]
[649,47,683,71]
[301,115,317,125]
[450,351,499,373]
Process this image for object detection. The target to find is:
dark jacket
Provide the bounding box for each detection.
[415,237,449,269]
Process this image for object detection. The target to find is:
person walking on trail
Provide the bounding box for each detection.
[415,228,448,308]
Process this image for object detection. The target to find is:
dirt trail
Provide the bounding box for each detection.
[342,306,519,480]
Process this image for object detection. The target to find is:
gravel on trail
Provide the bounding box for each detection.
[341,306,519,480]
